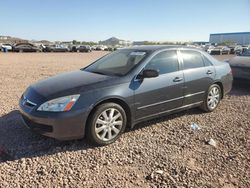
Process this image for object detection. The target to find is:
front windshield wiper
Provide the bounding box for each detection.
[84,69,123,76]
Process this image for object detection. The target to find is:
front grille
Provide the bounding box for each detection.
[22,116,53,133]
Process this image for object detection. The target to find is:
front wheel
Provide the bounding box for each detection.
[200,84,221,112]
[86,103,127,146]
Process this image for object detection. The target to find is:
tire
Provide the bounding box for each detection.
[200,84,222,112]
[86,103,127,146]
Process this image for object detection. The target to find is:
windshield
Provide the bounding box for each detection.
[240,49,250,56]
[84,50,149,76]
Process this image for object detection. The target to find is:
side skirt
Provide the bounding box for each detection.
[131,101,203,128]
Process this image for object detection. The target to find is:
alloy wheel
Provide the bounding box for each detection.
[94,108,123,141]
[207,86,220,110]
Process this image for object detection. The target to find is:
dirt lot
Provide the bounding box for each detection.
[0,52,249,187]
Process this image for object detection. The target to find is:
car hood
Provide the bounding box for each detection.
[28,70,114,99]
[229,56,250,67]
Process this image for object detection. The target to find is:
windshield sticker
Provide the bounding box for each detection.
[130,52,146,56]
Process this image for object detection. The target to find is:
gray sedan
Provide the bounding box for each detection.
[19,45,233,145]
[228,49,250,80]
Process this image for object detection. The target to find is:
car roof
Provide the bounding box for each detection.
[123,45,202,52]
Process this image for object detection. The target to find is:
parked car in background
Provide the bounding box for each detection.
[208,46,230,55]
[207,46,215,54]
[227,49,250,80]
[13,43,41,52]
[91,45,97,50]
[234,45,243,55]
[102,45,108,51]
[203,44,212,52]
[219,46,231,55]
[1,43,13,52]
[19,45,233,145]
[41,44,52,52]
[70,45,78,52]
[77,45,92,52]
[95,46,104,51]
[41,45,69,52]
[95,45,108,51]
[49,45,69,52]
[242,45,250,53]
[106,46,115,51]
[228,45,236,54]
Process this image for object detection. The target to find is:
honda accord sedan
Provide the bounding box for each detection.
[19,45,233,145]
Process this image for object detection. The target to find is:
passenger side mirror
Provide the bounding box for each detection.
[141,69,159,78]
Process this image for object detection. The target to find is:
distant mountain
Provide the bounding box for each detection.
[99,37,131,46]
[0,36,28,44]
[34,40,53,45]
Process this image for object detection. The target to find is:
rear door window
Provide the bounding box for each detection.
[181,51,204,70]
[202,55,213,66]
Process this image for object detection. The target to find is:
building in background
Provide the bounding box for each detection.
[209,32,250,45]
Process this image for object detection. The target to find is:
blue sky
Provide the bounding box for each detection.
[0,0,249,42]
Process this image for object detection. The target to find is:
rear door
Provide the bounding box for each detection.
[134,50,184,120]
[179,50,215,105]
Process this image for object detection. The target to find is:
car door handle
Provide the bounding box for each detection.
[206,70,213,75]
[173,77,183,82]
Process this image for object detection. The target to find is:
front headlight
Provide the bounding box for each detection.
[37,94,80,112]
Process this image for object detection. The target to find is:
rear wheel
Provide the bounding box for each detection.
[86,103,127,145]
[200,84,221,112]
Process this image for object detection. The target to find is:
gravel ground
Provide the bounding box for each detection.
[0,52,249,187]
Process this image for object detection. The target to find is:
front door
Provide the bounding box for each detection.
[133,50,184,120]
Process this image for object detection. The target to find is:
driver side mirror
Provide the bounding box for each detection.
[138,69,159,79]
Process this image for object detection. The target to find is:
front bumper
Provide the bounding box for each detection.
[19,99,89,140]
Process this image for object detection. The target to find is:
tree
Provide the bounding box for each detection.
[218,40,236,46]
[72,40,81,45]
